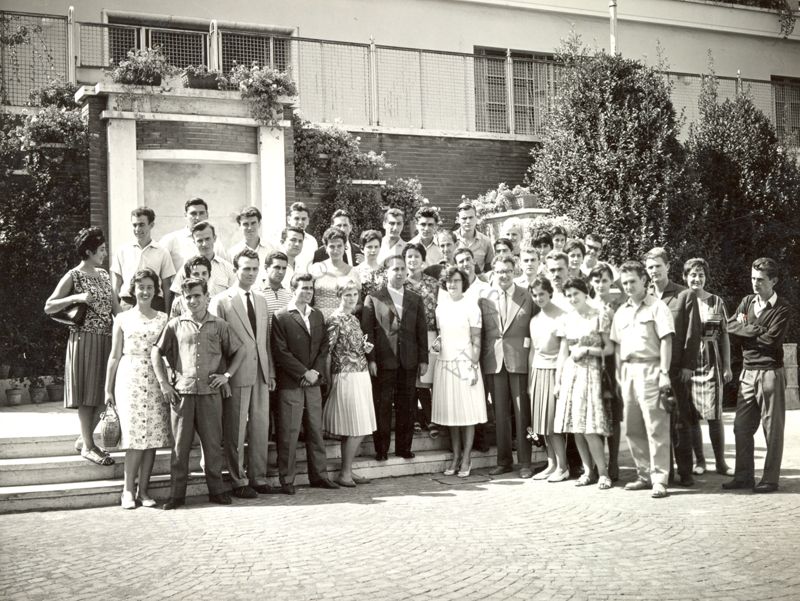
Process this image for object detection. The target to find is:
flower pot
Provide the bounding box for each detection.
[116,73,162,86]
[30,386,47,404]
[46,383,64,403]
[516,193,539,209]
[6,388,23,406]
[182,72,220,90]
[0,364,10,378]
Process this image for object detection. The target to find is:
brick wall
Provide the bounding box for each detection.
[83,95,108,237]
[136,121,258,154]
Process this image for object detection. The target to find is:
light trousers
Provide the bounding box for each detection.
[224,366,270,487]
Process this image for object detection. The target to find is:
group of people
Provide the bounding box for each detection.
[44,197,792,509]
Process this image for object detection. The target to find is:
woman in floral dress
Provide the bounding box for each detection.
[310,227,360,320]
[555,278,613,489]
[45,227,118,467]
[105,269,172,509]
[323,278,377,487]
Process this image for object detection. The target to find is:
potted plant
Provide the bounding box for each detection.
[5,378,25,406]
[182,64,222,90]
[28,376,47,404]
[226,62,298,125]
[108,46,174,86]
[47,367,64,402]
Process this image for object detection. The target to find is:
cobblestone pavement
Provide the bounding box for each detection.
[2,412,800,601]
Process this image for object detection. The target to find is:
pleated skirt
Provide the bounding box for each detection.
[64,330,112,409]
[431,360,487,426]
[529,367,557,435]
[323,371,377,437]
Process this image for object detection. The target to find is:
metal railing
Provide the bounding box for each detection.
[2,10,800,147]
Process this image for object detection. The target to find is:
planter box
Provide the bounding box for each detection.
[182,72,220,90]
[113,73,163,86]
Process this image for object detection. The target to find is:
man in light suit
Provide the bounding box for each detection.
[210,249,276,498]
[361,255,429,461]
[271,273,338,494]
[479,255,535,478]
[645,247,702,487]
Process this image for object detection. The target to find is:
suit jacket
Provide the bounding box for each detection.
[479,284,534,374]
[209,287,273,388]
[270,305,329,389]
[312,241,363,265]
[361,286,429,371]
[653,281,702,372]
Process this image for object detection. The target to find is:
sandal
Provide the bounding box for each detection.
[429,427,440,439]
[597,475,613,490]
[414,422,423,433]
[574,474,596,487]
[82,447,114,466]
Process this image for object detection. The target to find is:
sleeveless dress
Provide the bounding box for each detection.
[323,309,377,436]
[554,307,611,436]
[690,294,728,420]
[311,261,361,321]
[114,310,172,450]
[64,268,113,408]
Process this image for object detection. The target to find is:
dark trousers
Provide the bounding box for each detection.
[277,386,329,485]
[488,368,531,468]
[670,374,697,479]
[170,393,227,498]
[733,368,786,485]
[416,387,432,427]
[375,367,416,455]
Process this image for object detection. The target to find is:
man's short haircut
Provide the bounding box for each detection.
[181,276,208,296]
[564,240,586,256]
[184,197,208,213]
[619,260,648,280]
[415,206,440,223]
[322,226,348,246]
[233,248,259,269]
[454,246,474,261]
[550,225,568,238]
[494,237,514,252]
[383,254,406,268]
[331,208,351,223]
[644,247,670,264]
[360,229,383,247]
[383,207,404,223]
[585,232,604,246]
[290,272,313,290]
[335,277,361,298]
[492,255,516,270]
[128,268,162,299]
[589,262,615,281]
[439,266,470,292]
[530,277,553,295]
[563,277,589,295]
[131,206,155,224]
[435,229,457,245]
[289,201,309,216]
[545,250,569,266]
[682,257,710,280]
[265,250,289,268]
[402,241,427,262]
[191,220,216,238]
[532,230,554,247]
[236,206,262,224]
[519,240,540,258]
[456,201,476,215]
[752,257,780,280]
[183,255,212,278]
[281,226,306,243]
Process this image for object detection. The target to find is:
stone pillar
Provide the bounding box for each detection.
[105,119,138,253]
[258,126,288,241]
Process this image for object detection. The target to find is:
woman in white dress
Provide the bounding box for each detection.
[323,278,377,487]
[432,266,487,478]
[310,228,360,320]
[104,269,171,509]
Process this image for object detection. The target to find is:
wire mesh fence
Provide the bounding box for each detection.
[3,11,800,148]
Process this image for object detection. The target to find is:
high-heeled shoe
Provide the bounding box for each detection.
[137,492,157,508]
[547,468,570,483]
[121,491,137,510]
[457,462,472,478]
[444,457,461,476]
[533,467,556,480]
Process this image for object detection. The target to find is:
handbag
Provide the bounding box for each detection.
[98,404,121,448]
[48,271,87,327]
[597,315,620,416]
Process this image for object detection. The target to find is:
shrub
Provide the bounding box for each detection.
[109,46,175,85]
[228,63,298,125]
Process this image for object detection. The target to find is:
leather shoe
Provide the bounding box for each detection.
[753,482,779,493]
[208,492,232,505]
[375,452,388,461]
[395,451,415,459]
[722,479,755,490]
[232,485,258,499]
[162,497,185,510]
[676,474,694,487]
[280,483,296,495]
[474,443,491,453]
[310,479,340,489]
[489,465,513,476]
[252,484,278,494]
[519,467,534,479]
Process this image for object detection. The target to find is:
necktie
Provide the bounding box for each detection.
[245,292,257,336]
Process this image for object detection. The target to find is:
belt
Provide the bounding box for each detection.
[623,357,659,364]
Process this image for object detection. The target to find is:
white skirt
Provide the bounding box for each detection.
[323,371,377,437]
[431,360,487,426]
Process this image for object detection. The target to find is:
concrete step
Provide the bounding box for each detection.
[0,447,506,513]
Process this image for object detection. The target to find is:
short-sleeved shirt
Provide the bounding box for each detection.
[111,240,176,297]
[409,234,445,267]
[610,294,675,362]
[228,238,276,284]
[155,312,242,395]
[160,227,230,273]
[294,232,318,273]
[256,284,292,329]
[171,255,236,297]
[455,229,494,273]
[377,238,407,266]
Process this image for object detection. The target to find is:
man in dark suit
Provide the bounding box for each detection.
[645,247,702,487]
[361,255,429,460]
[479,255,535,478]
[271,273,338,494]
[311,209,363,265]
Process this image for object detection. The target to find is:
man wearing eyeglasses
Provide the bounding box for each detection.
[581,233,619,281]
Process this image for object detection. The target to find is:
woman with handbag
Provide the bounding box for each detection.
[104,269,172,509]
[45,227,119,467]
[554,278,614,489]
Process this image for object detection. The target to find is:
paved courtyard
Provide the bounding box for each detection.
[2,412,799,601]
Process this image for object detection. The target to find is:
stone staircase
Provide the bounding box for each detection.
[0,429,506,513]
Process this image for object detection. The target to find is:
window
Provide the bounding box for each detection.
[773,76,800,147]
